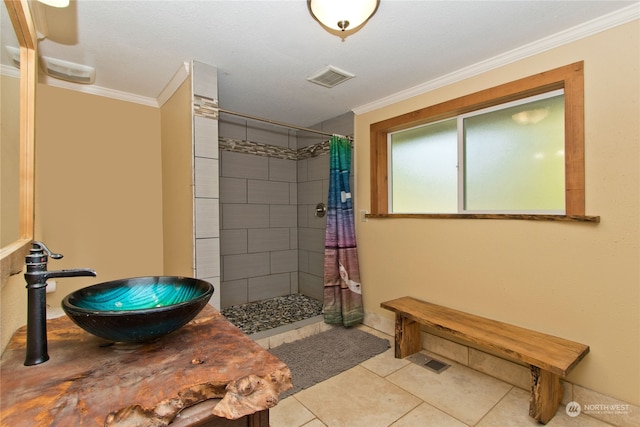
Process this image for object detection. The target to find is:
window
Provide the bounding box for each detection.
[369,62,599,222]
[390,90,565,214]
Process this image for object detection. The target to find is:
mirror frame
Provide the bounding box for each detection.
[0,0,36,285]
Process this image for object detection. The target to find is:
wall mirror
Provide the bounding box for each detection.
[0,0,36,285]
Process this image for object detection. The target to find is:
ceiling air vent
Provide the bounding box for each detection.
[40,56,95,84]
[307,65,354,88]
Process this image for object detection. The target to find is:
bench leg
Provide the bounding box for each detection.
[394,314,421,359]
[529,366,563,424]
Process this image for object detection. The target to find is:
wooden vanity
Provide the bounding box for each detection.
[0,305,292,426]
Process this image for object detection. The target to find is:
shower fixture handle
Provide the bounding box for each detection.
[315,203,327,218]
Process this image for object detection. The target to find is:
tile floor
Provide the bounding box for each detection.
[268,325,614,427]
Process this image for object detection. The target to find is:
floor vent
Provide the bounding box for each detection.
[307,65,354,88]
[407,353,451,374]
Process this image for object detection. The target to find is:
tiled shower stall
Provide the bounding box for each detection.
[217,112,354,309]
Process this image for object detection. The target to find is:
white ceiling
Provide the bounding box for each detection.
[2,1,639,128]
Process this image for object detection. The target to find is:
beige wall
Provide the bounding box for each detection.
[1,74,20,246]
[2,84,165,349]
[34,85,164,307]
[0,75,25,349]
[1,268,26,349]
[355,21,639,405]
[160,78,194,276]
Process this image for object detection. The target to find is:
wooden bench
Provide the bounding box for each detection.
[381,297,590,424]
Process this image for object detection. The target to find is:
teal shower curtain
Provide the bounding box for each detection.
[323,136,364,327]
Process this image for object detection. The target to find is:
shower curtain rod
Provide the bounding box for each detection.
[217,107,353,141]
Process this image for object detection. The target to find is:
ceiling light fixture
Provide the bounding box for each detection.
[308,0,379,40]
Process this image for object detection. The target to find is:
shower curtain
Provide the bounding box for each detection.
[323,136,364,327]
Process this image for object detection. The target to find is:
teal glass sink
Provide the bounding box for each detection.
[62,276,214,343]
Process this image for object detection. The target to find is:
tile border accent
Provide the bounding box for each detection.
[219,137,329,161]
[194,95,333,160]
[219,137,297,160]
[193,95,219,119]
[298,140,330,160]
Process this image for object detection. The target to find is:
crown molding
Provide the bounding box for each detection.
[36,61,191,108]
[157,62,190,107]
[39,72,159,107]
[353,4,640,116]
[25,3,640,111]
[0,64,20,78]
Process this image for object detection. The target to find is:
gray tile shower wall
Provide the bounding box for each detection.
[219,115,298,307]
[192,61,221,309]
[218,112,354,308]
[297,154,329,301]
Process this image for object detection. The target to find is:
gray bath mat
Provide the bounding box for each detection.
[269,326,390,398]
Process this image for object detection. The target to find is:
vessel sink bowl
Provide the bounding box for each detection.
[62,276,214,343]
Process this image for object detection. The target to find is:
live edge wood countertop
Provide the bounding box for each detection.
[0,305,292,427]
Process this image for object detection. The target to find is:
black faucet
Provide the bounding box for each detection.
[24,241,96,366]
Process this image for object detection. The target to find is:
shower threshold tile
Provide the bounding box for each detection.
[250,314,324,341]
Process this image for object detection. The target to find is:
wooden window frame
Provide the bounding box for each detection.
[369,61,599,223]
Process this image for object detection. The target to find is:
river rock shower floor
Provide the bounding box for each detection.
[221,294,323,335]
